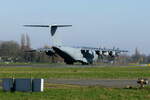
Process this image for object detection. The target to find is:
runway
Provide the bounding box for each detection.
[0,63,137,68]
[45,79,147,88]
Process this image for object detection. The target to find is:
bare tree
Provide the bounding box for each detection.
[131,48,143,63]
[21,34,26,50]
[26,34,31,50]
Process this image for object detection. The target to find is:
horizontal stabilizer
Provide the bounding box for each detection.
[24,25,72,28]
[24,24,72,36]
[24,25,49,27]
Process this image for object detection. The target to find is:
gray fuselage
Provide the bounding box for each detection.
[52,46,98,64]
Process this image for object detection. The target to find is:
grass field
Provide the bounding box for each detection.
[0,65,150,100]
[0,65,150,79]
[0,84,150,100]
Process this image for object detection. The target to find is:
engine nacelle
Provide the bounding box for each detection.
[102,51,109,56]
[109,51,120,57]
[109,51,116,57]
[95,50,103,56]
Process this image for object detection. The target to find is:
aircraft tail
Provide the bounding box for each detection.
[24,24,72,46]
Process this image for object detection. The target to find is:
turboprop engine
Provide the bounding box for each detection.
[109,51,117,57]
[102,51,109,56]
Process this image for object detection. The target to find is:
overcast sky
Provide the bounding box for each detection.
[0,0,150,54]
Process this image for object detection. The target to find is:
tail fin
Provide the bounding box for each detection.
[24,24,72,46]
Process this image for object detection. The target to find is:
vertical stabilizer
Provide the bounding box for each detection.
[24,24,72,46]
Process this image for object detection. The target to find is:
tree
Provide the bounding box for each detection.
[20,33,32,62]
[26,34,31,50]
[131,48,143,64]
[21,34,26,50]
[0,41,21,62]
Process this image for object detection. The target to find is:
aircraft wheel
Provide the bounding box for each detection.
[65,60,74,65]
[81,62,88,65]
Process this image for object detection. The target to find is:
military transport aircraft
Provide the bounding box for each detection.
[24,25,127,64]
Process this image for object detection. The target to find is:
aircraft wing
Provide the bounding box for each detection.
[81,47,128,57]
[25,48,56,57]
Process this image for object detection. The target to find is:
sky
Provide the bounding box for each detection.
[0,0,150,55]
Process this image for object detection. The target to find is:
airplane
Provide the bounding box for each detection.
[24,24,128,65]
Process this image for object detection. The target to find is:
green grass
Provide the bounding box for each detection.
[0,62,53,65]
[0,65,150,100]
[0,65,150,79]
[0,85,150,100]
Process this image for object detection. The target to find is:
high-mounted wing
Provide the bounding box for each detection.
[25,48,56,57]
[81,47,128,57]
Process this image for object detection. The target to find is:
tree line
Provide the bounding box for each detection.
[0,34,150,64]
[0,34,58,63]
